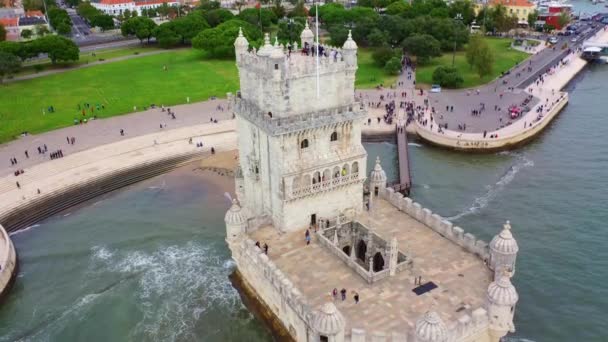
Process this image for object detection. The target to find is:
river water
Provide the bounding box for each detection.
[2,28,608,342]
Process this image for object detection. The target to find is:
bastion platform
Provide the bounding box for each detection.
[249,196,492,335]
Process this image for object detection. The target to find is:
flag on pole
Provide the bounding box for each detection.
[255,2,261,9]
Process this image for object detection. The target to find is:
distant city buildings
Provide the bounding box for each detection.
[0,6,49,41]
[90,0,179,16]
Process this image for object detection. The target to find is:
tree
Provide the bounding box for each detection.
[328,25,348,46]
[372,45,396,67]
[90,14,114,31]
[153,13,209,47]
[192,19,261,57]
[527,9,538,27]
[271,0,285,18]
[432,66,463,87]
[276,17,304,43]
[402,33,441,64]
[197,0,219,11]
[474,41,494,78]
[465,34,482,69]
[384,56,402,75]
[448,0,476,25]
[238,8,277,28]
[0,51,21,82]
[123,9,132,20]
[385,1,410,16]
[47,8,72,33]
[32,35,79,64]
[367,28,387,47]
[288,1,307,18]
[557,12,570,29]
[35,24,49,36]
[121,16,157,43]
[204,8,234,27]
[56,22,72,35]
[64,0,79,8]
[77,2,102,21]
[20,29,33,39]
[0,24,6,42]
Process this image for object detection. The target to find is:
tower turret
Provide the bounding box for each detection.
[369,156,387,197]
[489,221,518,277]
[225,199,247,240]
[300,21,314,48]
[342,30,358,68]
[257,33,273,57]
[234,27,249,64]
[311,302,345,342]
[486,271,518,341]
[414,311,448,342]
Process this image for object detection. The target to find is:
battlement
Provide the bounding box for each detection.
[232,96,367,136]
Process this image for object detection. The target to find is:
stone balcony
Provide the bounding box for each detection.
[288,172,362,201]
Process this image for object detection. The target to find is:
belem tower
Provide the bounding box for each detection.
[224,25,520,342]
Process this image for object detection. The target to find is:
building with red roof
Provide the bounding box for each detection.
[91,0,178,16]
[0,17,20,41]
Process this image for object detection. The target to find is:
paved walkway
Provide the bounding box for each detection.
[6,48,181,83]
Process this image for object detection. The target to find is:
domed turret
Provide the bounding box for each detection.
[369,156,387,196]
[257,33,273,57]
[489,221,519,276]
[311,302,345,341]
[300,21,314,48]
[342,30,358,68]
[234,27,249,63]
[487,271,518,340]
[415,311,448,342]
[270,37,284,59]
[225,199,246,239]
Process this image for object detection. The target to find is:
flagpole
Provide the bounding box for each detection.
[315,0,320,99]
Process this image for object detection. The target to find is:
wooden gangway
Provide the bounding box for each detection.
[392,125,412,196]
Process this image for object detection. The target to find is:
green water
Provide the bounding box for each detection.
[1,64,608,342]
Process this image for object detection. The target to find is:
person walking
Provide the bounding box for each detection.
[263,243,269,255]
[305,229,311,245]
[16,181,20,189]
[354,292,360,304]
[340,288,347,301]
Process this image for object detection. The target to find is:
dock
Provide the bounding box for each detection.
[391,126,412,195]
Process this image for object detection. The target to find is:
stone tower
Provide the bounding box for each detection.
[486,271,519,341]
[232,28,368,231]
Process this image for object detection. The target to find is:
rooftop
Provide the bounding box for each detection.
[249,197,492,335]
[0,17,18,27]
[489,0,535,7]
[19,16,47,26]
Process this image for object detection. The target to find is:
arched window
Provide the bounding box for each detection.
[300,139,309,149]
[352,161,359,174]
[333,166,341,178]
[330,131,338,141]
[313,171,321,184]
[342,163,350,176]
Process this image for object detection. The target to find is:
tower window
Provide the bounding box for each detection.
[300,139,309,149]
[330,131,338,141]
[274,64,279,70]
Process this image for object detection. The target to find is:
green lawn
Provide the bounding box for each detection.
[356,48,398,88]
[0,49,238,143]
[416,37,529,89]
[17,46,163,77]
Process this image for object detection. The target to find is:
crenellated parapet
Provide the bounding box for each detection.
[379,187,491,262]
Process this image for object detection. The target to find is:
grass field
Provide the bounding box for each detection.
[416,37,529,88]
[356,48,399,88]
[0,49,238,143]
[16,46,163,77]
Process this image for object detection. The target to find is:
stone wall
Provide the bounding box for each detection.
[0,224,17,301]
[415,93,569,152]
[229,237,313,341]
[379,187,490,262]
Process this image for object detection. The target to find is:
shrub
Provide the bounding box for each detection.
[432,66,463,88]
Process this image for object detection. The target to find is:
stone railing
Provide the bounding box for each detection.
[380,187,491,262]
[232,97,367,136]
[289,173,361,201]
[347,307,490,342]
[0,223,17,299]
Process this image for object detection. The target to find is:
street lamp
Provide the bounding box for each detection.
[452,13,463,67]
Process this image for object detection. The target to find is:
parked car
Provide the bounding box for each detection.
[430,85,442,93]
[549,37,559,44]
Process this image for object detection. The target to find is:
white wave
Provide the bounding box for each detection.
[503,338,537,342]
[381,141,396,147]
[422,184,430,189]
[408,142,422,147]
[91,246,113,261]
[9,224,40,236]
[62,213,71,217]
[446,154,534,221]
[89,242,239,341]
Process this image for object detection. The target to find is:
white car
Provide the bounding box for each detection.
[430,85,442,93]
[571,37,578,43]
[549,37,558,44]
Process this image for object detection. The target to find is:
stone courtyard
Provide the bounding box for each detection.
[250,197,492,335]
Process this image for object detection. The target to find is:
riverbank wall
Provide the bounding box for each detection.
[0,224,17,302]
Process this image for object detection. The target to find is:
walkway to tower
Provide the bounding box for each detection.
[391,126,411,196]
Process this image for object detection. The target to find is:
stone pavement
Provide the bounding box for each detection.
[0,99,231,177]
[250,198,490,335]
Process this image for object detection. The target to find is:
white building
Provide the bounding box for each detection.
[90,0,178,16]
[232,24,367,232]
